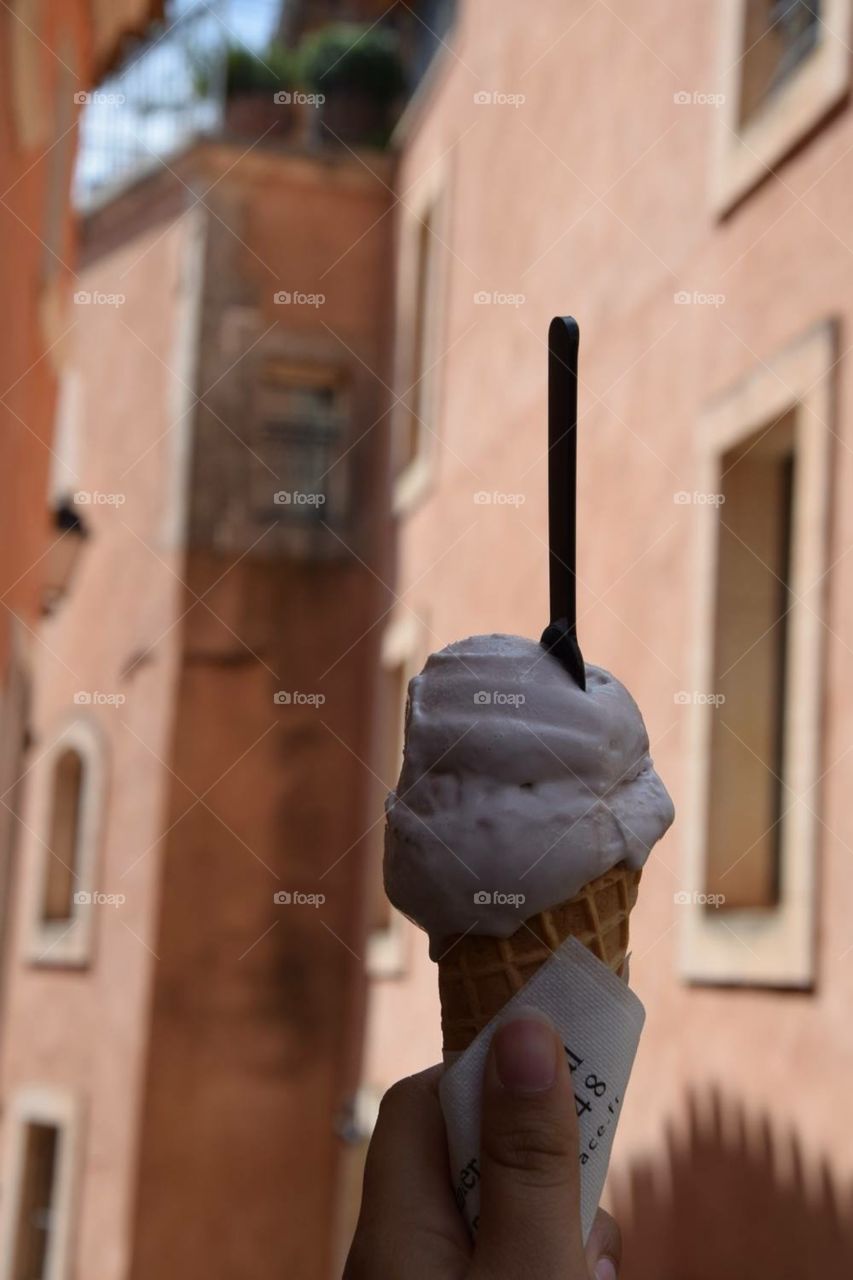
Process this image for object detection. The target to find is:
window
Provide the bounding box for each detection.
[42,750,85,924]
[26,720,106,967]
[704,414,795,909]
[738,1,821,126]
[365,617,420,977]
[0,1088,78,1280]
[0,625,32,985]
[714,0,851,210]
[401,206,437,476]
[10,1123,58,1280]
[392,184,447,511]
[250,360,351,554]
[679,323,833,986]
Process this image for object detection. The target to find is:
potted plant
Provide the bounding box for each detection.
[297,23,407,147]
[201,42,302,140]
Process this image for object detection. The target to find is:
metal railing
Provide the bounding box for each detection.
[73,0,281,208]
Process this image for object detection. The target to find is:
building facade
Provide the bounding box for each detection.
[0,125,394,1278]
[0,5,165,1277]
[3,1,853,1278]
[356,0,853,1274]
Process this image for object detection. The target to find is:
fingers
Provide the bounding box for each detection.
[473,1008,588,1279]
[585,1208,622,1279]
[344,1066,470,1280]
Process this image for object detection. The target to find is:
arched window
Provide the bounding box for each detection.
[27,720,106,967]
[41,749,85,924]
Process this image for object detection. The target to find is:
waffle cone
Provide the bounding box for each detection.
[438,863,641,1053]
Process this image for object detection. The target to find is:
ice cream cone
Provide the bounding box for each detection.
[437,862,641,1053]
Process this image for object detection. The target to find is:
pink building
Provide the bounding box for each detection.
[353,1,853,1273]
[0,127,394,1280]
[3,2,853,1278]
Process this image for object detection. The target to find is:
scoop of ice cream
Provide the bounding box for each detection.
[384,634,674,956]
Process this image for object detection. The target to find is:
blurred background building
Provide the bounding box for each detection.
[1,0,852,1278]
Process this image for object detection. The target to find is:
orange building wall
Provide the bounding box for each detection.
[0,6,86,674]
[0,0,162,673]
[124,143,395,1280]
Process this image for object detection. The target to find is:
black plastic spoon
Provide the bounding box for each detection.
[540,315,586,689]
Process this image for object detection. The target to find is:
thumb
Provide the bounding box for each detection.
[473,1008,588,1279]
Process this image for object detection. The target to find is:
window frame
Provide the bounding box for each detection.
[391,169,450,515]
[255,358,351,531]
[679,321,834,986]
[713,0,852,213]
[0,1086,81,1280]
[364,615,423,979]
[25,718,107,968]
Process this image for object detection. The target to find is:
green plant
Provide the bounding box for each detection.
[193,41,295,99]
[225,42,294,96]
[297,23,406,102]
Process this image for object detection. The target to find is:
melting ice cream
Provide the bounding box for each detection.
[384,634,674,956]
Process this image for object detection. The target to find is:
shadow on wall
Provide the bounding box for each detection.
[611,1087,853,1278]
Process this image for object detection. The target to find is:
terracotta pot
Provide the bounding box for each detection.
[317,87,391,147]
[223,91,305,142]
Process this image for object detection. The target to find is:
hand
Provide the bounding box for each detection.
[344,1009,621,1279]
